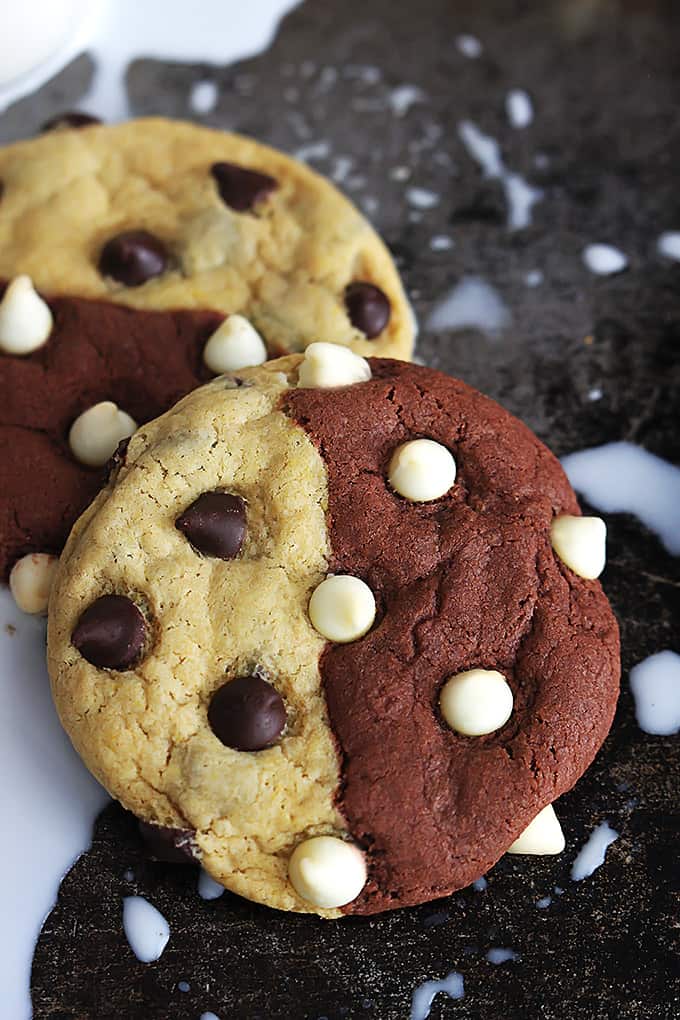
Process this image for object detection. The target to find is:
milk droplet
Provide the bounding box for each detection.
[657,232,680,261]
[430,235,454,251]
[629,651,680,735]
[456,34,483,58]
[536,895,552,909]
[525,269,544,287]
[410,971,465,1020]
[0,590,108,1019]
[177,980,190,992]
[486,948,519,964]
[458,120,542,230]
[189,79,218,114]
[582,244,628,275]
[122,896,170,963]
[472,876,488,891]
[570,822,619,881]
[427,276,511,336]
[506,89,533,128]
[561,442,680,554]
[294,140,331,162]
[389,84,425,116]
[200,1013,221,1020]
[198,868,225,900]
[406,187,440,209]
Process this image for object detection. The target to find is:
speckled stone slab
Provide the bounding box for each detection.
[2,0,679,1017]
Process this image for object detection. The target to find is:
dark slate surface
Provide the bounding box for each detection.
[1,0,678,1017]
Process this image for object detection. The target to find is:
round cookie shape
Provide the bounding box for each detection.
[0,119,413,359]
[47,356,619,917]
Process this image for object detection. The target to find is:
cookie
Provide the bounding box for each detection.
[0,119,413,576]
[46,353,620,917]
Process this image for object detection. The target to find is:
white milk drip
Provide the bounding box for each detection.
[410,970,464,1020]
[0,590,108,1019]
[629,651,680,735]
[570,822,619,881]
[457,120,543,230]
[562,442,680,555]
[426,276,511,336]
[122,896,170,963]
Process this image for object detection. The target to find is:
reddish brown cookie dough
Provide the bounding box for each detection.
[286,359,620,915]
[0,281,221,576]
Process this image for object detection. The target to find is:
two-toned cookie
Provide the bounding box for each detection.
[47,348,619,916]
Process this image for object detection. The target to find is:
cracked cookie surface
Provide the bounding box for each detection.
[47,357,619,916]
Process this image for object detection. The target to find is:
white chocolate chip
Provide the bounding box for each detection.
[68,401,137,468]
[550,514,606,579]
[507,804,566,855]
[0,275,53,355]
[297,341,371,389]
[9,553,58,615]
[288,835,367,908]
[203,315,267,374]
[308,575,376,643]
[439,669,514,736]
[388,439,456,502]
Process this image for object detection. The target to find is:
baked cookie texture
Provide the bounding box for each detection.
[0,119,412,358]
[0,119,413,576]
[47,357,620,917]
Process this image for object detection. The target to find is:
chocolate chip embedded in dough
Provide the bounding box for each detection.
[98,230,168,287]
[175,492,247,559]
[72,594,146,670]
[344,282,391,338]
[208,675,287,751]
[211,161,278,212]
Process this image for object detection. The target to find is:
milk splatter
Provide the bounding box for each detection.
[458,120,543,230]
[0,590,108,1019]
[486,948,519,964]
[294,140,331,162]
[472,876,488,891]
[525,269,544,287]
[177,980,191,992]
[410,971,465,1020]
[536,896,552,909]
[406,187,440,209]
[456,34,483,58]
[561,442,680,555]
[657,232,680,261]
[122,896,170,962]
[198,868,226,901]
[570,822,619,881]
[587,386,603,401]
[427,276,511,336]
[582,244,628,275]
[0,0,300,119]
[430,235,454,251]
[629,651,680,735]
[189,79,218,114]
[200,1013,221,1020]
[506,89,533,128]
[389,85,425,117]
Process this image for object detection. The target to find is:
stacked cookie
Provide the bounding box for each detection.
[1,119,619,917]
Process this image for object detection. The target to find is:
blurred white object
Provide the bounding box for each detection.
[0,0,300,118]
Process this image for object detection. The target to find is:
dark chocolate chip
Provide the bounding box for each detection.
[105,436,131,482]
[345,282,391,339]
[40,112,102,133]
[211,161,277,212]
[72,594,146,670]
[98,230,168,287]
[208,675,286,751]
[137,821,196,863]
[175,492,246,559]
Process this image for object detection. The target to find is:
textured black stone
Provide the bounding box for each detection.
[2,0,678,1017]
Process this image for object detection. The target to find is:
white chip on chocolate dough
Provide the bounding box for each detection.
[9,553,58,615]
[297,341,371,389]
[0,275,53,355]
[550,514,606,579]
[439,669,514,736]
[68,401,138,468]
[202,314,267,374]
[507,804,566,855]
[308,574,376,643]
[288,835,367,908]
[388,439,456,502]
